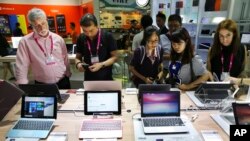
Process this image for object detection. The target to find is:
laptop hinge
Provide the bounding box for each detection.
[93,113,114,119]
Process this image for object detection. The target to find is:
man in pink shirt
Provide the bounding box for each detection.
[15,8,71,89]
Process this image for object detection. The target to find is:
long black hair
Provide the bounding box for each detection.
[170,27,194,64]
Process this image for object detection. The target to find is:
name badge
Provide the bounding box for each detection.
[45,55,56,65]
[172,65,176,70]
[91,55,99,64]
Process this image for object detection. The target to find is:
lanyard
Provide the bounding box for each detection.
[221,53,234,72]
[86,29,101,56]
[34,35,53,57]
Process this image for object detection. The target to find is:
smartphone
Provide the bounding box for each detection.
[82,64,89,70]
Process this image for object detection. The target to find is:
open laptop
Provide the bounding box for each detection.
[186,82,237,108]
[233,102,250,125]
[83,81,122,91]
[141,91,189,134]
[138,84,171,103]
[79,90,122,139]
[0,80,24,121]
[6,94,57,139]
[18,84,69,103]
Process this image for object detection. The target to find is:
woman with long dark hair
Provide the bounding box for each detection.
[168,28,210,90]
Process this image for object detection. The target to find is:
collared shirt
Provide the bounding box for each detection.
[16,31,71,84]
[146,48,158,64]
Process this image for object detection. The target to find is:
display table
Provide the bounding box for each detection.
[0,90,229,141]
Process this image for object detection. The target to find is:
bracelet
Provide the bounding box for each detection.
[76,62,82,69]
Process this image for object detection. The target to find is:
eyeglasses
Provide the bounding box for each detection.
[147,40,159,45]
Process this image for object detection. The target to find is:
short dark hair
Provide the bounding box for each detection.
[70,22,75,27]
[141,15,153,29]
[168,14,182,26]
[141,25,159,46]
[156,12,166,22]
[80,13,97,27]
[16,22,20,27]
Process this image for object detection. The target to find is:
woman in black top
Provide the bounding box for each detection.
[207,19,247,81]
[129,26,164,88]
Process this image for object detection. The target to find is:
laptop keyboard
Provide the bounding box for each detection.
[143,118,185,127]
[14,120,53,130]
[81,120,122,131]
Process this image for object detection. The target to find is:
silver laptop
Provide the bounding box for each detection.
[141,91,189,134]
[83,81,122,91]
[19,84,69,103]
[186,82,237,108]
[6,95,57,139]
[0,80,24,121]
[79,91,122,139]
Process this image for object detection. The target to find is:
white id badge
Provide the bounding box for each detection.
[45,55,56,65]
[221,72,230,81]
[91,55,99,64]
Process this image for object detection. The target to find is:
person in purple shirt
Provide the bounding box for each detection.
[15,8,71,89]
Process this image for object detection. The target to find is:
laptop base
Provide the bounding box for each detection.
[133,113,202,141]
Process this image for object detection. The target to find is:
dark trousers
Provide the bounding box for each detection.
[35,76,71,89]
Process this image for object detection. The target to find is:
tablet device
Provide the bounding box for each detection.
[84,90,121,115]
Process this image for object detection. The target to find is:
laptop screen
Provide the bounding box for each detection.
[21,95,57,119]
[241,33,250,44]
[84,91,121,115]
[233,102,250,125]
[141,91,180,117]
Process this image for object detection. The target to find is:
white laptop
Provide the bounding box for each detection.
[186,82,237,108]
[11,37,22,48]
[6,95,57,139]
[79,90,122,139]
[83,80,122,91]
[141,91,189,134]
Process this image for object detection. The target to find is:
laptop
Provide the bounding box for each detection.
[79,90,122,139]
[233,102,250,125]
[186,82,236,108]
[6,94,57,139]
[18,84,69,103]
[141,91,189,134]
[138,84,171,103]
[84,81,122,91]
[0,80,24,121]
